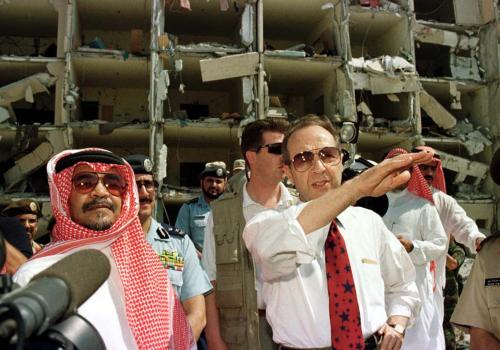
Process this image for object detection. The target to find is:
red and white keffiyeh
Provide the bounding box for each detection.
[415,145,447,193]
[386,147,434,203]
[35,148,194,349]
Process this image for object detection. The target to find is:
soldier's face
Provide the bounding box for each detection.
[201,176,226,200]
[134,173,156,223]
[16,213,38,239]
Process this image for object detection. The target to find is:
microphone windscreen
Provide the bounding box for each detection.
[31,249,111,318]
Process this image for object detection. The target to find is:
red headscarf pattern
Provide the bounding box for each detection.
[415,145,446,193]
[385,147,434,203]
[35,148,194,349]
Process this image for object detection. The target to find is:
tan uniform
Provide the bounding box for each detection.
[451,236,500,340]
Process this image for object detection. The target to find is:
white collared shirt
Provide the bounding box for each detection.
[201,181,294,309]
[243,204,420,348]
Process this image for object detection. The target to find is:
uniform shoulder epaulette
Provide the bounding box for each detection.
[158,223,186,239]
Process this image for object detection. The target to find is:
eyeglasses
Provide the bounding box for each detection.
[255,142,282,155]
[419,164,437,172]
[288,146,342,172]
[71,172,126,197]
[136,179,158,193]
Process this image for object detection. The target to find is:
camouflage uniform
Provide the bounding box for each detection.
[443,239,466,350]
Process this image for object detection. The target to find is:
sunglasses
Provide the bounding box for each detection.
[255,142,283,155]
[136,179,158,193]
[72,172,126,197]
[288,146,342,172]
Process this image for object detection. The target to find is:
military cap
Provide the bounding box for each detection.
[200,161,229,179]
[55,150,125,173]
[232,159,245,172]
[124,154,154,174]
[2,199,41,218]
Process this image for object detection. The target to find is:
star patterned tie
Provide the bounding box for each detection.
[325,222,364,350]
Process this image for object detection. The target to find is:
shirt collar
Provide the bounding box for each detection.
[242,181,294,209]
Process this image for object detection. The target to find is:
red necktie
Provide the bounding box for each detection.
[325,222,364,350]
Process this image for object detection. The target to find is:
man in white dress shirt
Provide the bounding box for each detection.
[383,147,447,350]
[243,115,428,350]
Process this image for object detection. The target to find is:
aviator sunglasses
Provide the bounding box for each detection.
[254,142,283,155]
[135,179,158,193]
[71,172,126,197]
[288,146,342,172]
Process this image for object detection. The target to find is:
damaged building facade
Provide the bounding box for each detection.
[0,0,499,237]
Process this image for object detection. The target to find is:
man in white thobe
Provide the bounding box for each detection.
[383,148,447,350]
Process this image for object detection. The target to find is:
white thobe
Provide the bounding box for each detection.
[432,188,487,324]
[243,204,420,348]
[383,189,447,350]
[14,248,137,350]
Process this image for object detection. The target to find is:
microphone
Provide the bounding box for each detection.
[0,249,110,343]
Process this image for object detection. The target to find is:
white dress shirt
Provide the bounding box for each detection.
[201,181,294,309]
[14,248,137,350]
[383,189,447,350]
[243,203,420,348]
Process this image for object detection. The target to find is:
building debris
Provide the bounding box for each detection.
[200,52,258,82]
[439,150,489,186]
[0,73,57,119]
[448,119,492,155]
[419,90,457,130]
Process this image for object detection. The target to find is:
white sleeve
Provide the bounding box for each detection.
[436,192,485,252]
[200,213,216,281]
[243,203,325,282]
[408,204,448,265]
[377,217,421,325]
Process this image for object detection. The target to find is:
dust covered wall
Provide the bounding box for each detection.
[80,87,149,121]
[80,30,151,52]
[166,146,237,186]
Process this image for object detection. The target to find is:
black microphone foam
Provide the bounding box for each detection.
[31,249,111,318]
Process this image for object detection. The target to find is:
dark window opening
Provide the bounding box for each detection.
[415,43,452,78]
[180,162,205,187]
[179,103,209,120]
[80,101,99,121]
[414,0,456,23]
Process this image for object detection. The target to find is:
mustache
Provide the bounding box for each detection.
[424,175,434,180]
[82,198,116,212]
[139,197,153,204]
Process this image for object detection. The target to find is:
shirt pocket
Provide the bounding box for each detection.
[168,269,184,288]
[360,257,383,290]
[193,216,207,230]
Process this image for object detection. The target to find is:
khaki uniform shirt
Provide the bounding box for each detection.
[451,236,500,340]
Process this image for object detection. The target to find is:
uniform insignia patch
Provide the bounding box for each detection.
[485,278,500,286]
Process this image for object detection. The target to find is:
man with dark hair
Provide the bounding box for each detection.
[14,148,194,349]
[243,115,429,349]
[175,161,229,252]
[124,154,212,341]
[201,118,291,349]
[2,199,43,253]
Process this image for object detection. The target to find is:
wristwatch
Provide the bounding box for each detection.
[389,323,406,336]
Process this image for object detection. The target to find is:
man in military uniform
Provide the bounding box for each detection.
[2,199,43,253]
[443,238,466,350]
[125,154,213,341]
[175,161,228,252]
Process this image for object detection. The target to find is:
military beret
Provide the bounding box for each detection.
[56,150,125,173]
[200,161,229,179]
[2,199,41,218]
[124,154,154,174]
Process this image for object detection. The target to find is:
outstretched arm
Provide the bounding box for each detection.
[298,151,433,234]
